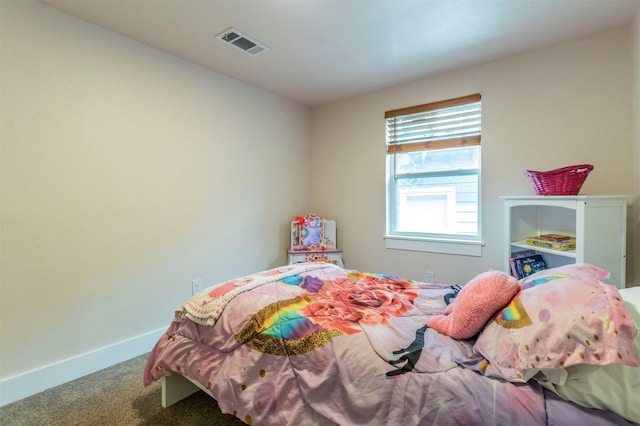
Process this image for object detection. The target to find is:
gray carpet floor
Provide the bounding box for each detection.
[0,354,246,425]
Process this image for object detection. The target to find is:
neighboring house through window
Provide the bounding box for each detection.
[385,94,483,256]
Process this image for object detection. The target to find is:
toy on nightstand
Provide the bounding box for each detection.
[288,213,343,267]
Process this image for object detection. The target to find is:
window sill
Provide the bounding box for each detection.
[384,235,483,257]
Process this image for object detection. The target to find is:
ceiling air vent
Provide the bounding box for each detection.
[216,27,270,56]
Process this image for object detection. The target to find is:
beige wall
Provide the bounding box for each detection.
[311,27,637,286]
[0,1,311,381]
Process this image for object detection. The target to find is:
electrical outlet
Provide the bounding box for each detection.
[425,271,435,283]
[192,279,203,295]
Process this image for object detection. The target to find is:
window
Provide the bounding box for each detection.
[385,94,482,256]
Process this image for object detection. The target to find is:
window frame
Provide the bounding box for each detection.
[384,94,484,257]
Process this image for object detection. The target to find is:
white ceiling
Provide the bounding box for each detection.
[41,0,639,107]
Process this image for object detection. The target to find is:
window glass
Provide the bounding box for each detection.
[385,95,482,254]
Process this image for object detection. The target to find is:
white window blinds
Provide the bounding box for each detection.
[386,93,481,154]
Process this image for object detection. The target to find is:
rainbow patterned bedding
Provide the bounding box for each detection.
[143,263,637,425]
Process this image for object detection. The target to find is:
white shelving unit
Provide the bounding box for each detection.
[502,195,629,288]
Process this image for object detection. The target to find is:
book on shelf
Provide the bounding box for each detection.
[510,249,537,261]
[514,255,547,278]
[526,236,576,251]
[512,254,547,279]
[537,233,573,241]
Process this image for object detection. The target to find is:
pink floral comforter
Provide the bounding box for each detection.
[143,263,632,425]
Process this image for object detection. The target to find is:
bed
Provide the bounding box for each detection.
[143,262,640,425]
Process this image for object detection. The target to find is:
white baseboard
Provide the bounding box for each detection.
[0,327,166,407]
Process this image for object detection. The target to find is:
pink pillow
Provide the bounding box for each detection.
[473,267,638,383]
[428,270,519,339]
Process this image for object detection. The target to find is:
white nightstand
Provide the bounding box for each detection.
[288,249,344,267]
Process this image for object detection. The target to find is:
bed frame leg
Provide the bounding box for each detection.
[161,374,200,408]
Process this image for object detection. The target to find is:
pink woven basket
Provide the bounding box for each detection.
[524,164,594,196]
